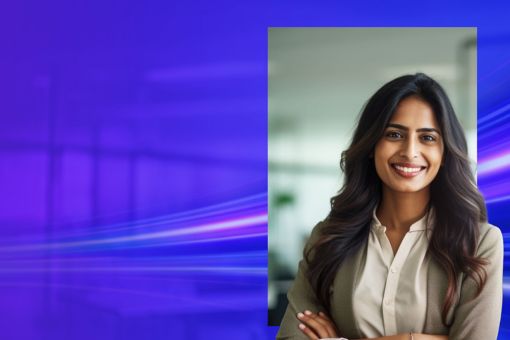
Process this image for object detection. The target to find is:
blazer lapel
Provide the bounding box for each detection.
[330,241,368,338]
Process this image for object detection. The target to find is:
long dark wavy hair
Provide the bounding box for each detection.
[305,73,487,326]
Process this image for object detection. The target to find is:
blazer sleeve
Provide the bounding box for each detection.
[276,223,331,340]
[448,224,504,340]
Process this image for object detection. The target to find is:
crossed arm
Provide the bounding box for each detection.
[277,226,504,340]
[277,225,503,340]
[296,309,447,340]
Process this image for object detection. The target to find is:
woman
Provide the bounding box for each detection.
[276,74,503,340]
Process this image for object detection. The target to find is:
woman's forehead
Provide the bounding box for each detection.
[388,96,440,130]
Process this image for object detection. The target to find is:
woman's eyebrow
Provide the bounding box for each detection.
[387,123,441,134]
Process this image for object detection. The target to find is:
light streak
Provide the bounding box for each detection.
[0,266,267,275]
[0,214,267,252]
[479,101,510,125]
[478,152,510,176]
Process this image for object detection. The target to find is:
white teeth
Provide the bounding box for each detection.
[394,165,422,173]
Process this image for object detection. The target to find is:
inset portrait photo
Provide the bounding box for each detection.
[269,28,503,340]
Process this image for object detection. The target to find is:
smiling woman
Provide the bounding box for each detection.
[375,96,444,195]
[276,74,503,340]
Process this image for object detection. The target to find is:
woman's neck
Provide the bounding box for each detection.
[376,187,430,232]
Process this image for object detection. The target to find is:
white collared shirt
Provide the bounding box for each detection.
[351,210,433,337]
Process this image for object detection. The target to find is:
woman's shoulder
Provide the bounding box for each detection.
[476,222,503,257]
[304,221,327,252]
[478,222,502,240]
[309,220,327,235]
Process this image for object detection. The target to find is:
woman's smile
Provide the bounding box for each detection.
[390,162,427,178]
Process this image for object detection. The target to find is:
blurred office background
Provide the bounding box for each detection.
[268,28,477,325]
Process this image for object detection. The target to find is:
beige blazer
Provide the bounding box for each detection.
[276,222,503,340]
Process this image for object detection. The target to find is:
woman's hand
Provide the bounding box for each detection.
[296,311,449,340]
[297,310,340,339]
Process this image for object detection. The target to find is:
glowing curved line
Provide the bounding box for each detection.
[479,102,510,125]
[0,214,267,252]
[0,266,267,274]
[478,152,510,175]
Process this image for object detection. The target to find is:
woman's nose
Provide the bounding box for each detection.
[400,138,419,159]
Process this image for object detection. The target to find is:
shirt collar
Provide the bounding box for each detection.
[371,206,433,232]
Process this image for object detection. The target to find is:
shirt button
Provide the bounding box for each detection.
[390,267,397,273]
[385,299,391,305]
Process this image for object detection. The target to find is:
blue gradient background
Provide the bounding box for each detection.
[0,1,508,339]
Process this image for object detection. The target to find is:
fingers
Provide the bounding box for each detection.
[318,311,333,322]
[297,310,338,339]
[306,311,332,329]
[317,311,340,335]
[298,323,320,340]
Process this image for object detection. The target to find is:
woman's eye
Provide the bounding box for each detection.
[421,135,436,142]
[386,131,402,139]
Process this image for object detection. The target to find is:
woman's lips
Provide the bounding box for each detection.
[391,163,426,178]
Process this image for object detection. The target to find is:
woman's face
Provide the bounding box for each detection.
[374,95,444,194]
